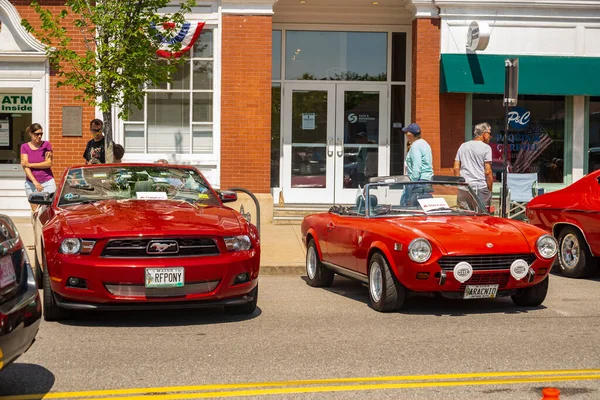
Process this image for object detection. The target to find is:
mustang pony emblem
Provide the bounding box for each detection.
[486,243,494,248]
[147,240,179,254]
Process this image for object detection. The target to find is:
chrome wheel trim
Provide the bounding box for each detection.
[307,245,317,279]
[370,261,383,303]
[560,233,580,270]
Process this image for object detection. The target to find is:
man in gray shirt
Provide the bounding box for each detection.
[453,122,494,207]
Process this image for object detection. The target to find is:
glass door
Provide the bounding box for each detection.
[334,85,388,204]
[282,83,336,203]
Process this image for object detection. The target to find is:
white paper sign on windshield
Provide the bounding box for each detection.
[417,197,451,213]
[136,192,168,200]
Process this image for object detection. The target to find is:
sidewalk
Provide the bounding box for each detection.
[11,217,306,276]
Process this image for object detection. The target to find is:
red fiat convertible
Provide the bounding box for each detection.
[301,176,557,312]
[526,169,600,278]
[29,164,260,321]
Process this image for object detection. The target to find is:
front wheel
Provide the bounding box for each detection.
[305,239,334,287]
[42,262,70,321]
[557,227,597,278]
[225,285,258,315]
[511,276,549,307]
[368,253,406,312]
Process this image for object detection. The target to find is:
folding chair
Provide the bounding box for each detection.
[505,173,538,219]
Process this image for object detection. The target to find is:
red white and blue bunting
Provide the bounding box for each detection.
[155,21,205,58]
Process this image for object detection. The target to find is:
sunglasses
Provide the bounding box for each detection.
[32,131,43,136]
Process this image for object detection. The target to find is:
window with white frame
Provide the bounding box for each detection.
[123,29,214,155]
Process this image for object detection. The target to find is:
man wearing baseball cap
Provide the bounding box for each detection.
[401,123,433,205]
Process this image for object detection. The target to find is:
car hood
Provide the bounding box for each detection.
[386,216,532,255]
[57,200,242,236]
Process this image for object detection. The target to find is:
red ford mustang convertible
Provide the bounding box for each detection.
[29,164,260,321]
[526,169,600,278]
[301,176,557,312]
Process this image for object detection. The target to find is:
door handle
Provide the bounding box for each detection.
[327,138,334,157]
[327,222,335,231]
[336,138,344,158]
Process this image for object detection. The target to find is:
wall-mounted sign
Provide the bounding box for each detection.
[302,113,315,130]
[0,119,9,147]
[466,21,491,51]
[1,94,32,113]
[508,106,530,130]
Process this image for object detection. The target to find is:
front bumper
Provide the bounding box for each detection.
[395,258,554,293]
[47,248,260,305]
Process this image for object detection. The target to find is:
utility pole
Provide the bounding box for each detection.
[501,58,519,218]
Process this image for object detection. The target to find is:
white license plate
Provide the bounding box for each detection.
[0,256,17,289]
[463,284,499,299]
[145,268,184,288]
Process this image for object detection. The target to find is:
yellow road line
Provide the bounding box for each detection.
[2,370,600,400]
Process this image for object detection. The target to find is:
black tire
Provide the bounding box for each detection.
[557,227,597,278]
[42,254,69,321]
[33,249,43,289]
[305,239,334,287]
[511,276,549,307]
[225,285,258,315]
[368,253,406,312]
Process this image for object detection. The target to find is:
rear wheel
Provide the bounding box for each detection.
[305,239,334,287]
[42,260,70,321]
[368,253,406,312]
[557,227,597,278]
[511,276,549,307]
[225,285,258,315]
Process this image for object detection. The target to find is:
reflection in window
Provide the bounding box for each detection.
[589,97,600,173]
[124,29,214,155]
[472,95,566,183]
[272,31,282,81]
[285,31,387,81]
[271,84,281,187]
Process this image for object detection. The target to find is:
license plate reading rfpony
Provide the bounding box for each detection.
[463,284,499,299]
[145,268,184,288]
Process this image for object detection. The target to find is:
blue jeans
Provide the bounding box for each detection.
[401,180,433,206]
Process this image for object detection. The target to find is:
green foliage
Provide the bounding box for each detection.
[22,0,196,121]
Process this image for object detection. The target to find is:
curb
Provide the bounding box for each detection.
[259,265,305,276]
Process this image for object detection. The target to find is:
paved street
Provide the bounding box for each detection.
[2,273,600,399]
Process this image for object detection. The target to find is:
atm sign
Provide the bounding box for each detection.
[1,95,32,113]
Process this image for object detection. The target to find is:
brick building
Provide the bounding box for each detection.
[1,0,600,219]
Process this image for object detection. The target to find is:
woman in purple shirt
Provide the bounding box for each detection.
[20,123,56,211]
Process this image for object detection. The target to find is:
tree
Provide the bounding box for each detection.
[22,0,196,162]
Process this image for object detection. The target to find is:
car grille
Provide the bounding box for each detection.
[105,280,220,297]
[459,272,510,291]
[438,254,536,271]
[101,238,220,258]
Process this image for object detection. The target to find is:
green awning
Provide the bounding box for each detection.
[440,54,600,96]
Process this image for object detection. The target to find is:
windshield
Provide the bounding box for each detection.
[355,181,488,217]
[58,165,220,207]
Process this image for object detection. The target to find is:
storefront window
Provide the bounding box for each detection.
[123,29,214,155]
[285,31,387,81]
[589,97,600,173]
[472,95,566,184]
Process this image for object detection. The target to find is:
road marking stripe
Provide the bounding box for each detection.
[3,370,600,400]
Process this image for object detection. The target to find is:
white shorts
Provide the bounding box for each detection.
[25,178,57,197]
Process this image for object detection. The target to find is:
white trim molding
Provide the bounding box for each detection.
[0,0,46,54]
[407,0,440,18]
[221,0,277,15]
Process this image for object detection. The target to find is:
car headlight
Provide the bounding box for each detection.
[60,238,81,254]
[224,235,252,252]
[408,238,432,263]
[536,234,558,259]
